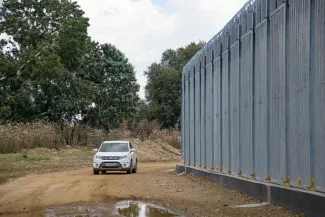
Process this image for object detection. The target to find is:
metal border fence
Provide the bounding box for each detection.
[181,0,325,193]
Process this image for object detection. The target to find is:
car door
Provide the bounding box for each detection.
[129,142,136,166]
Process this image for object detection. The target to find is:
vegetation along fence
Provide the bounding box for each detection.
[181,0,325,193]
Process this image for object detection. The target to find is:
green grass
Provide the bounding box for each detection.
[0,154,50,162]
[9,155,50,162]
[0,147,94,184]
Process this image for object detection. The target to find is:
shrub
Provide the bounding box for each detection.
[130,120,160,141]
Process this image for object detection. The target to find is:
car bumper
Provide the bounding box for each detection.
[93,160,131,171]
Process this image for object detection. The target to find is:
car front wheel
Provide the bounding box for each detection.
[93,169,99,175]
[132,160,137,173]
[127,160,133,174]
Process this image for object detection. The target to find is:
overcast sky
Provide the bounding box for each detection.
[1,0,247,98]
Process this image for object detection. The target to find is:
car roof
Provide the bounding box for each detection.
[101,140,129,144]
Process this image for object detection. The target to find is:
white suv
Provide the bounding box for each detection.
[93,140,137,175]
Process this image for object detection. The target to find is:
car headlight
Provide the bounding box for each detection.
[95,155,102,159]
[119,155,127,159]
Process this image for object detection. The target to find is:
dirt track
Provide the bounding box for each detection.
[0,162,297,217]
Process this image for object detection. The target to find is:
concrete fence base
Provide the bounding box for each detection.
[176,165,325,217]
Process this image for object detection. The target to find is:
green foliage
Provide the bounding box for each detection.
[0,0,88,50]
[79,42,139,130]
[143,41,205,129]
[4,155,50,162]
[0,0,139,129]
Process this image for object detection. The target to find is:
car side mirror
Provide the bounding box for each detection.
[94,148,98,152]
[130,148,136,153]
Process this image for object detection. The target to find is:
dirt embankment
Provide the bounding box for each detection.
[131,138,181,162]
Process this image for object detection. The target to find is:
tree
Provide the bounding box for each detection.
[0,0,88,50]
[144,41,205,129]
[79,42,140,130]
[0,0,91,123]
[0,0,139,128]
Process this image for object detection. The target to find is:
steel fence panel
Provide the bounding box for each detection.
[230,41,240,176]
[190,66,195,166]
[200,52,206,168]
[206,62,213,170]
[206,44,214,170]
[287,0,311,189]
[181,0,325,193]
[194,54,201,168]
[222,48,230,174]
[254,19,268,181]
[240,31,254,178]
[269,4,287,184]
[311,0,325,193]
[214,55,222,170]
[181,70,185,161]
[184,68,190,165]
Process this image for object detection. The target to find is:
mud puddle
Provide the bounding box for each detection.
[45,200,181,217]
[115,200,179,217]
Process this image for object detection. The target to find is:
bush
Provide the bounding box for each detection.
[130,120,160,141]
[149,130,181,149]
[0,123,130,153]
[0,121,181,154]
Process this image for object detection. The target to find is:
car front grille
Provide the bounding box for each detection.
[102,156,120,160]
[100,162,121,168]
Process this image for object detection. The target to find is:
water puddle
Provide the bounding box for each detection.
[45,203,112,217]
[115,200,179,217]
[45,200,181,217]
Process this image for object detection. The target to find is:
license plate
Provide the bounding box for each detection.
[104,163,117,167]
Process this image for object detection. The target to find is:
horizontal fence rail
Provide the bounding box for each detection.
[181,0,325,193]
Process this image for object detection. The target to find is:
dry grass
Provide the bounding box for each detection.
[0,123,181,153]
[0,147,94,184]
[0,123,130,153]
[149,130,181,149]
[0,141,181,184]
[0,122,181,183]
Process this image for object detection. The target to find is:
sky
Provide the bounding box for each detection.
[76,0,247,98]
[1,0,248,98]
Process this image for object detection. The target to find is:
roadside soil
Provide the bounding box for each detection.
[0,140,181,184]
[0,162,300,217]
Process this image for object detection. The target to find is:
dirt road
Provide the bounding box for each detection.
[0,162,297,217]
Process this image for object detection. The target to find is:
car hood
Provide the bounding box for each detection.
[95,152,129,157]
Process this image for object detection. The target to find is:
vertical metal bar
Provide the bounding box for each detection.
[184,68,190,166]
[270,0,277,12]
[190,64,195,166]
[230,39,240,176]
[195,53,201,168]
[200,53,206,168]
[206,44,213,170]
[286,0,311,189]
[211,42,215,171]
[269,4,287,184]
[181,70,185,164]
[310,0,324,193]
[254,14,269,181]
[221,32,230,173]
[204,50,208,169]
[214,39,222,170]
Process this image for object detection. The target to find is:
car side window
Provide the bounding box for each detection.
[129,143,133,149]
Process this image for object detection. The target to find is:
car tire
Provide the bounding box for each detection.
[93,169,99,175]
[132,160,137,173]
[127,160,133,174]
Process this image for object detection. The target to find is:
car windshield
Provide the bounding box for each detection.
[99,143,129,152]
